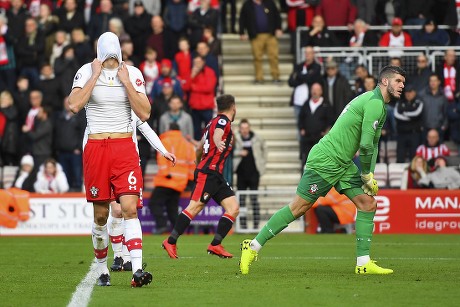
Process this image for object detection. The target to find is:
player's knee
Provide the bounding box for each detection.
[360,197,377,212]
[94,213,108,226]
[227,206,239,218]
[122,206,138,219]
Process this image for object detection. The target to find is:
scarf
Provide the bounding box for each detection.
[443,63,456,101]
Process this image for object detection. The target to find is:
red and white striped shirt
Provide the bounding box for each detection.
[415,144,450,161]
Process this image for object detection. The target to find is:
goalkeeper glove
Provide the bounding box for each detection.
[360,173,378,196]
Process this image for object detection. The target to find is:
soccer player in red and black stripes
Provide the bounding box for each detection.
[162,94,239,258]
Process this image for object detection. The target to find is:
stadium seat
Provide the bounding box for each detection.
[374,163,388,188]
[379,141,397,164]
[388,163,409,188]
[1,166,19,189]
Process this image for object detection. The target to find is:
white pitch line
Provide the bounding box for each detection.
[67,262,98,307]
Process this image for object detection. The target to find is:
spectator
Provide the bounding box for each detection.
[37,3,59,62]
[353,64,370,96]
[301,14,338,48]
[54,45,80,93]
[151,80,175,132]
[435,49,460,103]
[188,0,219,49]
[418,156,460,189]
[124,0,153,59]
[239,0,282,84]
[87,0,114,43]
[394,84,423,163]
[187,0,220,13]
[355,0,377,25]
[139,47,160,96]
[418,74,448,141]
[286,0,318,41]
[184,56,216,140]
[151,58,183,100]
[127,0,160,16]
[416,128,450,162]
[22,105,53,168]
[159,95,194,139]
[315,0,357,45]
[16,17,45,88]
[34,157,69,193]
[447,98,460,154]
[71,28,94,66]
[149,122,196,234]
[121,40,140,67]
[407,53,431,93]
[379,17,413,58]
[288,46,322,121]
[0,90,19,165]
[412,19,450,46]
[401,155,428,190]
[0,14,17,93]
[174,37,192,86]
[233,118,267,229]
[313,187,356,233]
[363,75,377,92]
[221,0,237,34]
[56,0,85,34]
[298,82,333,167]
[54,96,85,191]
[36,63,64,114]
[322,59,353,121]
[163,0,188,57]
[400,0,431,27]
[349,19,378,47]
[6,0,29,46]
[49,30,70,67]
[12,154,37,192]
[146,15,167,61]
[194,41,219,79]
[202,26,221,57]
[108,17,131,44]
[12,76,30,133]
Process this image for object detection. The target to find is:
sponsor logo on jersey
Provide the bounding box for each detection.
[218,118,227,125]
[203,193,210,201]
[309,184,319,194]
[74,73,82,81]
[90,186,99,198]
[135,78,143,86]
[373,120,379,130]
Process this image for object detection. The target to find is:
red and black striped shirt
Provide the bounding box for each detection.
[197,114,233,174]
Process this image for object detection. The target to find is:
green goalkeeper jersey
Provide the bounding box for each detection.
[315,87,387,174]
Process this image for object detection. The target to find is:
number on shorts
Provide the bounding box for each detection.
[128,171,137,185]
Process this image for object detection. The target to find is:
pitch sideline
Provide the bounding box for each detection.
[67,261,98,307]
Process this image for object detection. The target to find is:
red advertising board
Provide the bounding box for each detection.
[306,189,460,234]
[373,190,460,234]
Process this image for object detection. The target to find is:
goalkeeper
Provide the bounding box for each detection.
[240,65,406,275]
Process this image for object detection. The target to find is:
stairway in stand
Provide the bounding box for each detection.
[221,33,300,190]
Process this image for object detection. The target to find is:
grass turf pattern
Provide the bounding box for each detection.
[1,234,459,307]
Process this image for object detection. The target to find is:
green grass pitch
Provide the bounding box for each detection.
[1,234,459,307]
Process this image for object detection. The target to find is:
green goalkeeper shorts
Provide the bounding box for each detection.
[296,146,364,203]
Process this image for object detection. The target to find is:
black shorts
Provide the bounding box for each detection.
[191,170,235,204]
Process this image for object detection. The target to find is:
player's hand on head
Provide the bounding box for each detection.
[165,152,176,166]
[91,59,102,77]
[117,61,130,85]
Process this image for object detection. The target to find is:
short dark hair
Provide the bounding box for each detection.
[168,94,182,104]
[377,65,406,85]
[239,118,249,126]
[429,73,440,81]
[216,94,235,112]
[169,122,180,131]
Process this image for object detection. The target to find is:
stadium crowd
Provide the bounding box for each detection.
[0,0,460,193]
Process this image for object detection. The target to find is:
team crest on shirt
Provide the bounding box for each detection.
[90,186,99,198]
[135,78,143,86]
[373,120,379,130]
[203,193,210,201]
[309,184,319,194]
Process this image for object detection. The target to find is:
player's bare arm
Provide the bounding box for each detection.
[68,59,102,114]
[118,62,151,121]
[213,128,226,152]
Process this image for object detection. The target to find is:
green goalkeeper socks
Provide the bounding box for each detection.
[355,210,375,257]
[254,206,296,246]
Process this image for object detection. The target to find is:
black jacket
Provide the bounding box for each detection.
[322,73,354,121]
[394,97,424,133]
[239,0,282,40]
[54,110,86,152]
[298,99,333,142]
[302,28,338,47]
[0,105,18,155]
